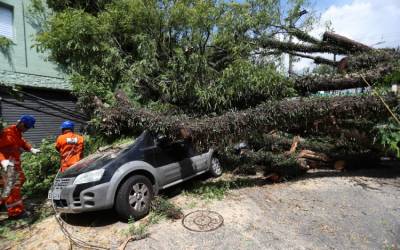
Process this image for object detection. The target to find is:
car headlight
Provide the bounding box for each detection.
[73,169,105,185]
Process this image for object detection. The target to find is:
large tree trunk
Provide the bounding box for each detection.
[258,38,348,55]
[294,65,393,94]
[259,32,378,56]
[338,49,399,72]
[322,32,372,53]
[287,52,339,67]
[96,91,397,150]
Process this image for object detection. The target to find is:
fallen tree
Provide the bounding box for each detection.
[92,87,399,178]
[95,91,398,149]
[32,0,400,180]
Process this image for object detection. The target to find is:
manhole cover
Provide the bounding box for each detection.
[182,210,223,232]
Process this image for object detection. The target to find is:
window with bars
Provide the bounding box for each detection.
[0,5,13,39]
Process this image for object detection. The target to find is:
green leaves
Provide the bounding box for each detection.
[21,135,105,196]
[194,59,295,113]
[0,37,14,49]
[21,139,60,196]
[35,0,307,114]
[375,119,400,158]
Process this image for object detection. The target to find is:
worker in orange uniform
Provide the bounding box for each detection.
[0,115,40,219]
[55,121,84,173]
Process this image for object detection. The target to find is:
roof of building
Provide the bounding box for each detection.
[0,70,71,91]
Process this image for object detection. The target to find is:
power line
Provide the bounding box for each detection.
[1,98,87,124]
[18,90,89,121]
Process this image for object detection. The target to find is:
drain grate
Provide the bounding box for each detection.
[182,210,223,232]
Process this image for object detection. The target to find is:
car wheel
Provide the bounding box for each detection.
[209,157,223,177]
[115,175,154,221]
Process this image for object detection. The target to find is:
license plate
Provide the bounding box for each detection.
[48,189,61,200]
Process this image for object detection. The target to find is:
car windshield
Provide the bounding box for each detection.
[61,131,155,176]
[61,142,129,175]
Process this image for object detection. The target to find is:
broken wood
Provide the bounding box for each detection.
[297,150,330,162]
[286,136,301,155]
[284,135,331,170]
[334,160,346,171]
[322,32,372,53]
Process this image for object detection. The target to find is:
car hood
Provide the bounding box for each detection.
[59,131,155,178]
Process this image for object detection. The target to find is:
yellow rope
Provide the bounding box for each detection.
[361,75,400,126]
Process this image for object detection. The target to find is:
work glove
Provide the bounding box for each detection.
[1,159,14,172]
[30,148,41,154]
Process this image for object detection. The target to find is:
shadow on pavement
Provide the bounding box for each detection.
[60,209,120,227]
[5,161,396,229]
[163,160,400,199]
[296,161,400,181]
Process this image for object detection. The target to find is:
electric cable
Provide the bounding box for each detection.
[1,98,87,124]
[360,75,400,125]
[50,169,109,250]
[17,90,89,121]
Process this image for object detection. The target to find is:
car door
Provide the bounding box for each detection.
[153,143,188,186]
[189,153,209,172]
[157,142,196,185]
[177,140,209,173]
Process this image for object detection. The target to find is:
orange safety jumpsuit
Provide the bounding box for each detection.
[0,125,31,217]
[55,131,84,172]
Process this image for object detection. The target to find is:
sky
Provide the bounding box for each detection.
[313,0,400,47]
[293,0,400,72]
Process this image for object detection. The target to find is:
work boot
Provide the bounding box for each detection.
[8,210,31,220]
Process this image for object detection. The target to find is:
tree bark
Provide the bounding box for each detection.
[322,32,372,53]
[258,38,349,55]
[338,49,399,72]
[294,65,393,94]
[96,91,398,150]
[288,52,339,66]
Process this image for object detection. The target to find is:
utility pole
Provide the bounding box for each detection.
[288,9,308,76]
[288,19,294,76]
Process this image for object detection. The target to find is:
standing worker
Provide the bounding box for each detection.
[0,115,40,219]
[55,121,84,172]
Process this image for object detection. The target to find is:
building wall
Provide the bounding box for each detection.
[0,0,62,79]
[0,1,87,145]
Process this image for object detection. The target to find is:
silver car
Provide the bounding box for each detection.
[49,131,222,220]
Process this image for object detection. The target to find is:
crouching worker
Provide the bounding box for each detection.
[55,121,84,173]
[0,115,40,219]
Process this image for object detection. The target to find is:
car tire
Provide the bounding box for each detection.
[209,157,223,177]
[115,175,154,221]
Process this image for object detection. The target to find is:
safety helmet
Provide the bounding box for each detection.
[20,115,36,129]
[61,120,75,130]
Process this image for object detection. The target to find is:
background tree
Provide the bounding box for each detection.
[34,0,317,115]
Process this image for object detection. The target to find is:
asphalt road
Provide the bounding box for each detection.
[132,165,400,250]
[2,163,399,250]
